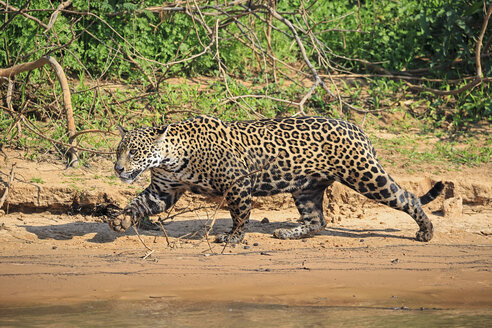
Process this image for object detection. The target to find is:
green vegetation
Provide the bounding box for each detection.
[3,1,487,79]
[370,127,491,173]
[29,177,44,184]
[1,0,490,169]
[435,138,492,166]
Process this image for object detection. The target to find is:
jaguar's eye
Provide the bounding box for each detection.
[129,149,137,156]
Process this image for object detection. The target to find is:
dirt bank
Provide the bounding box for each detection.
[0,148,491,309]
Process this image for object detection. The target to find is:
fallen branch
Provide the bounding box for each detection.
[44,56,77,164]
[404,77,492,96]
[157,220,171,247]
[0,57,50,80]
[68,129,115,142]
[131,224,154,259]
[319,73,478,83]
[260,3,323,115]
[105,0,249,17]
[3,86,26,140]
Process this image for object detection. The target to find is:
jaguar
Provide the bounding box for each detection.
[109,115,443,244]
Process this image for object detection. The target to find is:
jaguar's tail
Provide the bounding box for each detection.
[419,181,444,205]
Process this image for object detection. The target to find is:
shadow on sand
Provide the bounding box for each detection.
[21,218,411,243]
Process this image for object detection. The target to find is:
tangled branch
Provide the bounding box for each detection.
[1,0,490,166]
[1,56,78,164]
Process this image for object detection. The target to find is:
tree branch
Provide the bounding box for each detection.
[0,0,48,29]
[44,0,72,34]
[476,2,492,79]
[0,56,77,165]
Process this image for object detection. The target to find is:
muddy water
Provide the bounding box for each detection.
[1,301,491,328]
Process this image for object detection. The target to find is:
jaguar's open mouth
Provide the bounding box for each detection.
[116,169,143,184]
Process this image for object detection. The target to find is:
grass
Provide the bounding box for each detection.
[352,79,491,172]
[105,174,118,185]
[370,127,491,173]
[30,177,44,184]
[3,73,490,173]
[435,139,492,166]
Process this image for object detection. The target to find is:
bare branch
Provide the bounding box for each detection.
[44,0,72,34]
[404,77,492,96]
[0,164,15,210]
[105,0,250,16]
[476,2,492,79]
[219,94,299,107]
[400,3,492,99]
[18,115,114,155]
[45,56,77,164]
[260,3,320,84]
[0,0,48,29]
[0,0,32,33]
[0,57,50,80]
[0,56,79,164]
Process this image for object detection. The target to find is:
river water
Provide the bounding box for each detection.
[1,300,490,327]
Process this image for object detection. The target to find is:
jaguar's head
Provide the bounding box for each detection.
[114,126,170,183]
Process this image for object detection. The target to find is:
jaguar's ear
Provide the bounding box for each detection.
[155,125,170,145]
[117,126,128,138]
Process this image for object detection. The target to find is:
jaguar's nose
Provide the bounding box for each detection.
[114,163,124,175]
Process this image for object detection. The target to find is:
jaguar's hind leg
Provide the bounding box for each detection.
[347,169,438,242]
[274,185,328,239]
[391,189,435,242]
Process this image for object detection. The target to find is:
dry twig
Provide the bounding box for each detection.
[0,0,48,29]
[0,164,15,210]
[18,115,114,155]
[44,0,72,33]
[131,224,155,259]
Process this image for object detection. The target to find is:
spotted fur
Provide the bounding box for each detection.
[111,115,444,243]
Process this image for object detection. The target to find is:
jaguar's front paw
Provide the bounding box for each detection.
[215,231,245,244]
[108,212,133,233]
